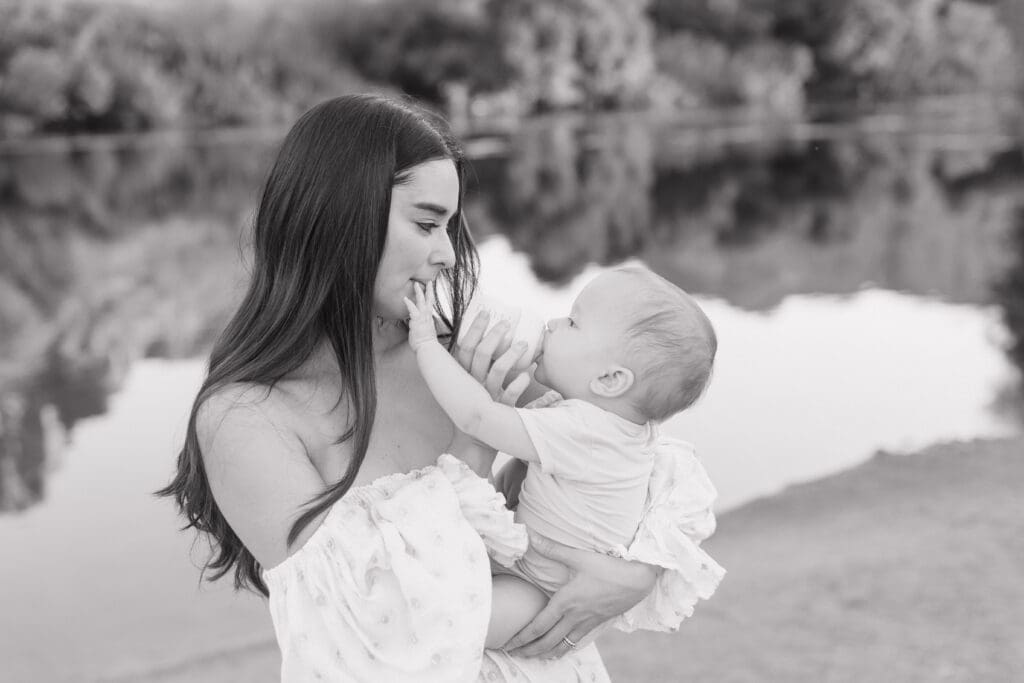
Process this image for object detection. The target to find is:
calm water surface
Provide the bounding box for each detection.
[1,113,1022,680]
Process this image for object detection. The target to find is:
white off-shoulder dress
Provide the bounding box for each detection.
[263,442,723,682]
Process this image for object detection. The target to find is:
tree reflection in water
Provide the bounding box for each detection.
[483,120,1021,310]
[482,116,654,285]
[0,355,112,512]
[0,391,56,512]
[0,139,272,512]
[1,120,1022,512]
[993,208,1024,423]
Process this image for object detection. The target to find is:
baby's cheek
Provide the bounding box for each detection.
[534,361,547,384]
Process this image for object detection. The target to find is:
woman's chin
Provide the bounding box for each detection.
[374,298,412,323]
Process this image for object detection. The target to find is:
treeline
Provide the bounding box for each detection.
[4,126,1023,511]
[0,0,1018,137]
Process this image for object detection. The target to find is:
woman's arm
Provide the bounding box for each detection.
[416,339,538,460]
[508,447,722,655]
[504,534,660,659]
[198,386,328,569]
[446,430,497,480]
[408,285,538,461]
[443,301,536,478]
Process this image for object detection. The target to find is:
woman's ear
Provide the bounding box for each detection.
[589,365,635,398]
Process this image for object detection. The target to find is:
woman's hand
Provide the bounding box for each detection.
[505,534,659,659]
[446,308,532,475]
[455,309,533,403]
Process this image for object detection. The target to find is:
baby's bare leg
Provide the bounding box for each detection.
[486,573,549,650]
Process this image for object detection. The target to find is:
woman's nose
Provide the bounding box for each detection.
[432,229,456,269]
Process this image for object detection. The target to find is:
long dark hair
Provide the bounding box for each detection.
[158,95,479,596]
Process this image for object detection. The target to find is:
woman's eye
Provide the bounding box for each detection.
[417,222,439,233]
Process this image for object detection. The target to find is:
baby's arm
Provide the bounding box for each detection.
[405,284,540,463]
[486,574,549,650]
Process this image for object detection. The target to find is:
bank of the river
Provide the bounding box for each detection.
[127,437,1023,682]
[600,437,1024,682]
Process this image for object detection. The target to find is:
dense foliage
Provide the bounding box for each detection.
[0,0,1018,136]
[0,1,365,135]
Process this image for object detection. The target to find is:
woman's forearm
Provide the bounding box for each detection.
[447,429,498,479]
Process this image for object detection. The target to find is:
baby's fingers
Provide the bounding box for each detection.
[403,296,419,318]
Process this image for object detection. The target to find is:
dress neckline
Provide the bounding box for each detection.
[262,459,444,577]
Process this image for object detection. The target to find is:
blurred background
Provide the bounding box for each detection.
[1,0,1022,681]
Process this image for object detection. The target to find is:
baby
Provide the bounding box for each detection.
[405,264,720,648]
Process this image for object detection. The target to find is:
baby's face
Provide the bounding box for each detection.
[534,271,634,398]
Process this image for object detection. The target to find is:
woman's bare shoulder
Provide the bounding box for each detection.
[196,382,295,449]
[195,381,330,567]
[196,378,334,446]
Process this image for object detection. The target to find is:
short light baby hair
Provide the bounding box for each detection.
[615,265,717,422]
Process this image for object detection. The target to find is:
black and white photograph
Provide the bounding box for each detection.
[1,0,1022,681]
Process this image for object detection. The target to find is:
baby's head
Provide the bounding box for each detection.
[534,266,716,423]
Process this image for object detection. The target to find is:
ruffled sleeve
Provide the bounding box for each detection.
[436,454,529,567]
[610,438,726,633]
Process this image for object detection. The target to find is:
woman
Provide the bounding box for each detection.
[160,95,674,681]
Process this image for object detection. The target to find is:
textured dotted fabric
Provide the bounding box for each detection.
[263,441,724,682]
[263,454,608,682]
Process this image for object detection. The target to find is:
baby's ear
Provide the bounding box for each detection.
[589,365,635,398]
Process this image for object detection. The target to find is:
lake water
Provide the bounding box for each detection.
[1,110,1023,681]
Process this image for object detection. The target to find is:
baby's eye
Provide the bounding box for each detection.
[568,318,576,328]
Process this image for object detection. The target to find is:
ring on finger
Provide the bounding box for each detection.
[561,636,577,649]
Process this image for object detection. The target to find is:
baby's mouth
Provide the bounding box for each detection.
[536,326,551,360]
[532,338,545,362]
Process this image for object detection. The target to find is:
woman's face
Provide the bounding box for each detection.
[374,158,459,320]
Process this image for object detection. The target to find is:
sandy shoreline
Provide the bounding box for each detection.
[134,437,1024,682]
[601,437,1024,682]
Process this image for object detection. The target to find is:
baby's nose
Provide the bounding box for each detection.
[548,317,571,332]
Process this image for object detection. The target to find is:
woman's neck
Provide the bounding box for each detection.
[372,316,409,357]
[298,319,408,385]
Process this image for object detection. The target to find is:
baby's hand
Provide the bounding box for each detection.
[404,283,439,352]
